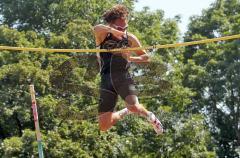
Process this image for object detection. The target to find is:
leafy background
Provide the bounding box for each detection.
[0,0,239,157]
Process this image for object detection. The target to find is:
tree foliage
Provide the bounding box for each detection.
[183,0,240,157]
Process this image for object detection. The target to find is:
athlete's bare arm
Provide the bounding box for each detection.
[127,33,150,63]
[93,24,126,46]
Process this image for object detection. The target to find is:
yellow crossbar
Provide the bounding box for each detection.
[0,34,239,53]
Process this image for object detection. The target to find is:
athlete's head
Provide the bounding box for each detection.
[102,4,128,31]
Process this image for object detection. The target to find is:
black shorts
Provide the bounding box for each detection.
[98,72,138,112]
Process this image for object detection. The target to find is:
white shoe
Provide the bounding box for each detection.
[147,112,164,135]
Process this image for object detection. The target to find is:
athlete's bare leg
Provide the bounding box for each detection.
[125,95,148,116]
[98,108,131,131]
[98,95,163,134]
[98,112,121,131]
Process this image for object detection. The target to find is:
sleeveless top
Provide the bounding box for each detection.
[99,33,130,75]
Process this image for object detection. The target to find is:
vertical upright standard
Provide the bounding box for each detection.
[29,85,44,158]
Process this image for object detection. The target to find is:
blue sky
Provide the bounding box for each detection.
[134,0,216,34]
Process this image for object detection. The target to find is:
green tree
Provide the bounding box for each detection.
[183,0,240,157]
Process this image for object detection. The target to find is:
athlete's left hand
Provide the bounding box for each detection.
[127,54,150,63]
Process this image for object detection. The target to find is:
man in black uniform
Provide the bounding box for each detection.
[94,4,163,134]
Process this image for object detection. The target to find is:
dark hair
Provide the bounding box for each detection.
[102,4,129,23]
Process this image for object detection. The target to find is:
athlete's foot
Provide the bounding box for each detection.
[147,112,164,135]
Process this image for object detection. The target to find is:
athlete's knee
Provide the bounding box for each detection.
[125,95,141,113]
[127,103,142,113]
[125,95,138,105]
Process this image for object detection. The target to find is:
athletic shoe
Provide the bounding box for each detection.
[147,112,164,135]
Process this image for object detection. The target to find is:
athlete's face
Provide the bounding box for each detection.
[111,17,128,32]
